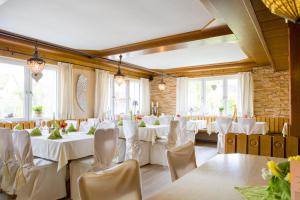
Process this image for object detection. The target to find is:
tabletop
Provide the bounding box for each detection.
[147,154,286,200]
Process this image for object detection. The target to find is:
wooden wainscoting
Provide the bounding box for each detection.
[225,133,299,158]
[256,116,289,134]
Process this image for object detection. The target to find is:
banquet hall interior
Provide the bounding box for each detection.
[0,0,300,200]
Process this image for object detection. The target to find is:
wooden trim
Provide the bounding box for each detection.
[87,25,233,57]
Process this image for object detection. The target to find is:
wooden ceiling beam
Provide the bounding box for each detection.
[86,25,233,57]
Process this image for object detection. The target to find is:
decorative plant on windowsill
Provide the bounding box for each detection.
[32,105,43,118]
[219,107,224,116]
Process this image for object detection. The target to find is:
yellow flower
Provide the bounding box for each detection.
[288,155,300,161]
[267,161,282,177]
[285,173,291,183]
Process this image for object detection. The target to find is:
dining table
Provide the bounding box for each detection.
[186,120,207,133]
[147,154,285,200]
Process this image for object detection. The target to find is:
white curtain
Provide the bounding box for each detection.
[94,69,113,119]
[237,72,254,117]
[176,77,189,115]
[139,78,150,115]
[58,62,73,119]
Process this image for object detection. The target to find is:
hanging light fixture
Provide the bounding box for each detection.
[114,54,125,85]
[27,44,45,74]
[158,74,166,91]
[261,0,300,24]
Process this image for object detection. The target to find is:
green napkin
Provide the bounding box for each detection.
[53,121,60,129]
[67,123,77,132]
[117,120,123,126]
[48,128,62,140]
[87,127,96,135]
[153,119,160,126]
[30,128,42,137]
[234,186,270,200]
[14,123,23,130]
[138,120,146,127]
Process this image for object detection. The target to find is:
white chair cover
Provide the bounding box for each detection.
[97,120,115,129]
[87,118,100,127]
[142,116,157,124]
[123,120,140,161]
[70,128,119,200]
[237,117,256,134]
[150,120,179,166]
[13,130,66,200]
[66,120,78,129]
[78,159,142,200]
[159,115,174,125]
[79,121,90,132]
[216,117,233,154]
[0,128,18,195]
[177,117,194,145]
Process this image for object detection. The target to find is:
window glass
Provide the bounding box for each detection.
[129,80,140,114]
[114,81,127,115]
[32,68,58,118]
[0,62,24,119]
[188,79,202,115]
[205,79,224,115]
[226,78,238,115]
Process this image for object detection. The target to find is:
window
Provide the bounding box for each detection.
[113,79,140,115]
[187,75,238,116]
[0,58,60,121]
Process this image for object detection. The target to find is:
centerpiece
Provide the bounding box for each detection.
[32,105,43,118]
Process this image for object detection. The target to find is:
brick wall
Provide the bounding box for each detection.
[252,66,289,117]
[150,66,289,117]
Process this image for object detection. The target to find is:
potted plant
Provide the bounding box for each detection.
[32,105,43,118]
[219,106,224,116]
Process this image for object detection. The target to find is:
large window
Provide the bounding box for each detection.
[187,75,238,116]
[0,58,60,121]
[113,79,140,115]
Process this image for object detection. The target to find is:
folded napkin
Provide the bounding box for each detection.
[30,128,42,137]
[117,120,123,126]
[14,123,23,130]
[138,120,146,127]
[67,123,77,132]
[87,127,96,135]
[153,119,160,126]
[48,128,62,139]
[234,186,270,200]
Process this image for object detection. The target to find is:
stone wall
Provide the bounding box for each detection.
[252,66,289,117]
[150,66,290,117]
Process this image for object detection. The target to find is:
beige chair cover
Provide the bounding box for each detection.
[237,117,256,135]
[78,159,142,200]
[150,120,179,166]
[0,128,18,195]
[216,117,233,153]
[167,141,197,182]
[70,128,119,200]
[13,130,66,200]
[290,160,300,200]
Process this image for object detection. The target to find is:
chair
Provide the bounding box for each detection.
[78,159,142,200]
[0,128,18,195]
[142,116,157,125]
[167,141,197,182]
[177,117,195,145]
[97,120,115,129]
[79,121,90,132]
[150,120,179,166]
[70,128,119,200]
[12,130,66,200]
[123,120,150,166]
[237,117,256,135]
[216,117,232,154]
[66,120,78,129]
[159,115,174,125]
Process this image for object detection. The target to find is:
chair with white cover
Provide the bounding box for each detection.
[79,121,90,132]
[167,141,197,182]
[70,128,119,200]
[177,117,195,145]
[78,159,142,200]
[12,130,66,200]
[97,120,115,129]
[87,118,100,127]
[216,117,233,154]
[150,120,179,166]
[66,119,78,129]
[237,117,256,135]
[142,116,157,125]
[123,120,150,166]
[159,115,174,125]
[0,128,18,195]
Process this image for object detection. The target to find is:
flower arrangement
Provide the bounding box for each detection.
[260,157,299,200]
[60,122,67,133]
[32,105,43,116]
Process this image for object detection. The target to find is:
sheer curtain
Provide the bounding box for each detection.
[139,78,150,115]
[58,62,73,119]
[94,69,113,119]
[176,77,189,115]
[237,72,254,117]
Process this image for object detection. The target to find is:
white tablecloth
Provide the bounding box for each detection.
[207,121,269,135]
[186,120,207,132]
[119,124,169,144]
[31,132,94,171]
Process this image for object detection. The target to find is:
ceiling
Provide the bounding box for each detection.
[0,0,213,50]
